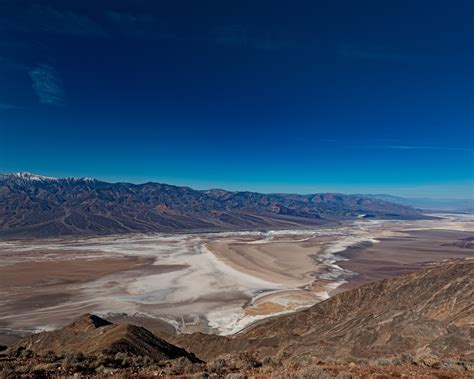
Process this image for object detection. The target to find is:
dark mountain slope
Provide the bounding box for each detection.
[172,262,473,362]
[0,172,425,238]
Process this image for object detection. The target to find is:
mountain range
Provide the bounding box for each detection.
[0,172,425,238]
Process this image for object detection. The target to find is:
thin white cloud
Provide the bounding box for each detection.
[0,5,108,38]
[29,5,108,37]
[28,64,65,107]
[210,25,294,51]
[384,145,473,152]
[104,10,173,40]
[320,140,473,152]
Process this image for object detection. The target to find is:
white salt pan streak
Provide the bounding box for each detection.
[1,215,472,334]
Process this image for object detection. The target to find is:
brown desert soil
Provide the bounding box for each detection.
[0,252,155,345]
[334,229,474,293]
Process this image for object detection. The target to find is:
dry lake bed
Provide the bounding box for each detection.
[0,213,472,344]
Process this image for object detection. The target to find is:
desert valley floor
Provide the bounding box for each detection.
[0,213,473,345]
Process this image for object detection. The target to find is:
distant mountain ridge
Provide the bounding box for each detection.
[365,194,474,212]
[0,172,425,238]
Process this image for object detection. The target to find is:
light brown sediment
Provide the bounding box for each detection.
[0,216,472,344]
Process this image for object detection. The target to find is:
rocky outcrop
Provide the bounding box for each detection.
[9,314,200,363]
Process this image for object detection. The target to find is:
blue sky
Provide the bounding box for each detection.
[0,1,473,198]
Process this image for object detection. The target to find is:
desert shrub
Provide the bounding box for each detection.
[190,373,210,379]
[0,364,15,379]
[375,357,391,366]
[62,351,87,372]
[91,353,116,368]
[114,352,128,361]
[439,358,459,369]
[109,372,129,379]
[305,367,333,379]
[94,364,107,374]
[459,358,474,370]
[207,357,228,374]
[225,373,246,379]
[398,353,414,365]
[20,349,35,359]
[112,352,139,368]
[95,365,119,376]
[170,356,196,375]
[42,350,60,363]
[30,367,48,379]
[238,351,261,370]
[7,346,25,358]
[275,365,333,379]
[431,361,441,369]
[133,355,153,367]
[282,361,300,372]
[114,352,133,367]
[413,355,442,368]
[93,352,153,369]
[335,372,355,379]
[338,355,359,365]
[262,356,282,368]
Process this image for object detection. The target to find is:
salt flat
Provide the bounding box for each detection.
[0,214,472,344]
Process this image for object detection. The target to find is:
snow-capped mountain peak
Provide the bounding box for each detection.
[2,172,96,183]
[11,172,58,181]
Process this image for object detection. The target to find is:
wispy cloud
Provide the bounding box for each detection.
[31,5,108,37]
[105,10,156,28]
[104,10,173,40]
[0,5,108,38]
[103,12,294,51]
[28,64,65,107]
[210,25,294,51]
[383,145,473,152]
[319,140,473,153]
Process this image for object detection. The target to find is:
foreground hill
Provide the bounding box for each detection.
[0,172,424,238]
[8,314,200,363]
[2,262,472,377]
